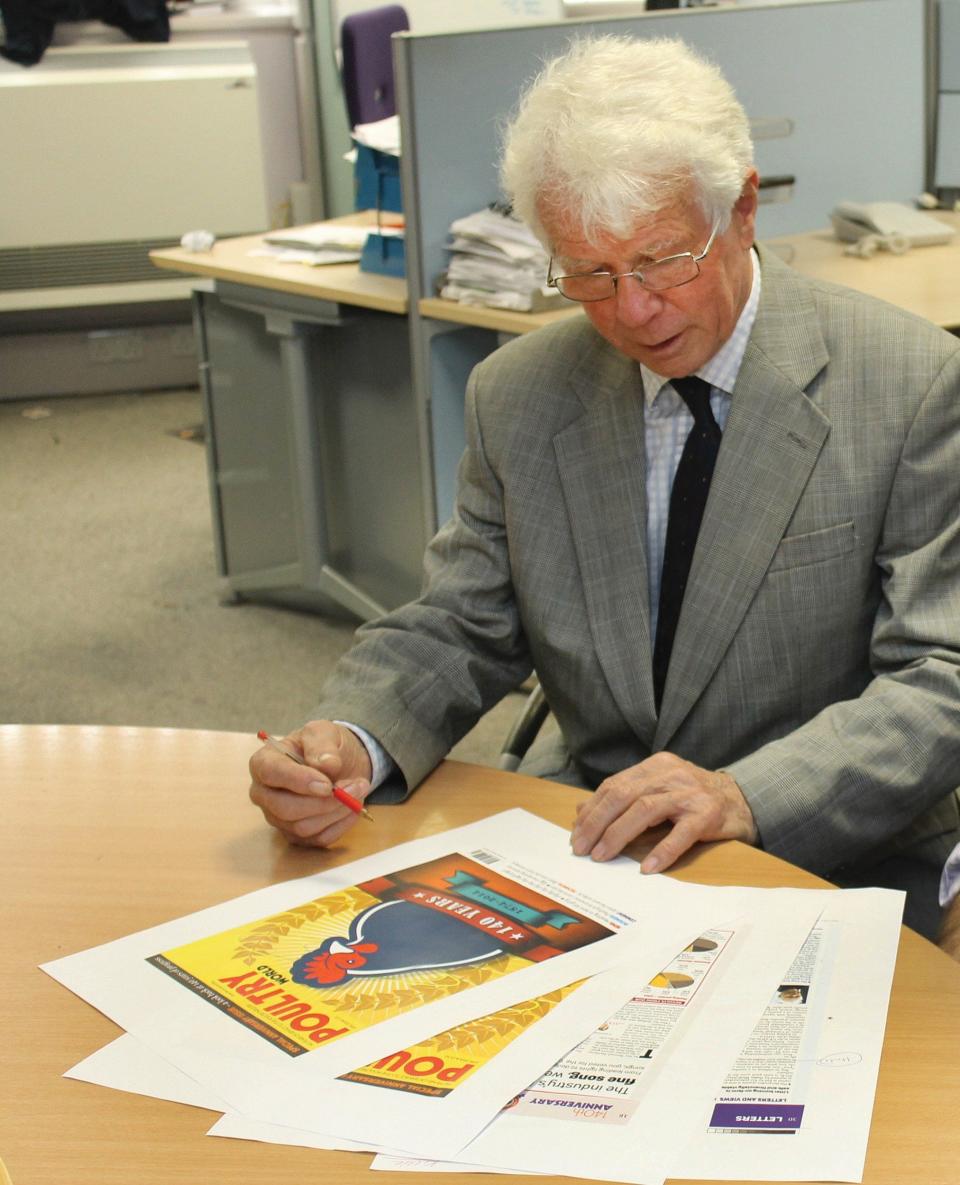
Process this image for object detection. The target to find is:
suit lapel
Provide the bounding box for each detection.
[653,250,833,748]
[554,340,659,748]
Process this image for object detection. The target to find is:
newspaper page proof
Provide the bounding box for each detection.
[672,886,904,1182]
[371,884,831,1182]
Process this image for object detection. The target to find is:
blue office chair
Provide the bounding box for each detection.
[341,4,409,130]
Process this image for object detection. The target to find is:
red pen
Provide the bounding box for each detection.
[256,730,374,822]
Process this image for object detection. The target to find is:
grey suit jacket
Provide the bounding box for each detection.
[317,248,960,884]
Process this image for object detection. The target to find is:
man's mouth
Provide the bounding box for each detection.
[646,331,683,352]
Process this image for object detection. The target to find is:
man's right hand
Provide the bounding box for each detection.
[249,720,373,847]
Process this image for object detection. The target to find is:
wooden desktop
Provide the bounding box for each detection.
[762,212,960,329]
[4,724,960,1185]
[150,228,407,316]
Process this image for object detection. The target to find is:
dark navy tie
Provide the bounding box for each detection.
[652,376,722,711]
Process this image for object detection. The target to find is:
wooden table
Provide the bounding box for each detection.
[4,724,960,1185]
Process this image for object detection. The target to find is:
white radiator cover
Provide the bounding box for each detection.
[0,41,268,298]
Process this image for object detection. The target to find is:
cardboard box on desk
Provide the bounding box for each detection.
[354,144,405,277]
[360,229,405,278]
[354,144,402,215]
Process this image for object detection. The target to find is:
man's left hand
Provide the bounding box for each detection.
[571,753,758,873]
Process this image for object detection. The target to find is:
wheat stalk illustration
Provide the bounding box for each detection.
[231,888,369,965]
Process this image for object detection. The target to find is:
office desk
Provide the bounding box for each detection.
[4,723,960,1185]
[150,223,424,621]
[764,212,960,330]
[151,215,960,618]
[151,234,407,314]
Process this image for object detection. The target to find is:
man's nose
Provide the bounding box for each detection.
[614,274,662,324]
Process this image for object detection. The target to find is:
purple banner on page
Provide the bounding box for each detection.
[709,1103,805,1132]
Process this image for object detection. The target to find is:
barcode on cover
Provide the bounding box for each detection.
[470,848,499,865]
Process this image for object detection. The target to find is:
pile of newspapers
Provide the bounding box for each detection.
[439,204,564,313]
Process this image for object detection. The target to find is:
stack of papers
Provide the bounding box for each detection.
[253,222,404,268]
[42,807,903,1184]
[440,206,565,313]
[257,222,370,266]
[353,114,401,157]
[263,223,371,252]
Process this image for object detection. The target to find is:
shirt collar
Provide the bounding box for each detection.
[640,248,761,406]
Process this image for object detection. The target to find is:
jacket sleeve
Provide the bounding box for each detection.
[313,361,533,797]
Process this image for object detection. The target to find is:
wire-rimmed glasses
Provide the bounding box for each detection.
[547,219,721,303]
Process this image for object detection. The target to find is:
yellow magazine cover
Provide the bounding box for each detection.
[148,852,611,1058]
[341,982,580,1097]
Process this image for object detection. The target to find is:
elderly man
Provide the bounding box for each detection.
[250,36,960,939]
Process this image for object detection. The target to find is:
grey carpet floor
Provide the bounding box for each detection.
[0,388,523,765]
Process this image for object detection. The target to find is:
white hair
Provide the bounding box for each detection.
[500,35,754,247]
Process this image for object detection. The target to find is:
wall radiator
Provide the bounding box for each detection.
[0,40,267,302]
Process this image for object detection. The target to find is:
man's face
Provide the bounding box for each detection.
[544,176,758,378]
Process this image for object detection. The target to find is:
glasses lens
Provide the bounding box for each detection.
[640,255,699,291]
[553,252,702,301]
[555,273,615,302]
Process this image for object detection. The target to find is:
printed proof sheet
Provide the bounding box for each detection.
[47,809,735,1154]
[373,888,901,1183]
[370,885,832,1182]
[672,887,904,1182]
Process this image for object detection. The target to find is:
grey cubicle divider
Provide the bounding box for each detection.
[393,0,929,527]
[935,0,960,188]
[396,0,927,297]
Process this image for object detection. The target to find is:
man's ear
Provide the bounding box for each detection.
[733,170,760,247]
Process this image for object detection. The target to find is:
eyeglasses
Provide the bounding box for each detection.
[547,219,721,303]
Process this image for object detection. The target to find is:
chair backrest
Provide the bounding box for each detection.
[341,5,409,130]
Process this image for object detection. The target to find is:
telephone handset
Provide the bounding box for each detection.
[830,201,955,256]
